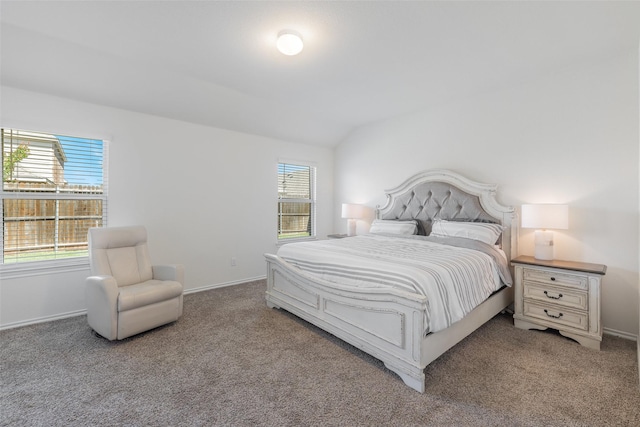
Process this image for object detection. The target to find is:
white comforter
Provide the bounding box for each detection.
[277,234,511,334]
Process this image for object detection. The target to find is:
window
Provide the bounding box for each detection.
[277,162,315,240]
[1,128,108,266]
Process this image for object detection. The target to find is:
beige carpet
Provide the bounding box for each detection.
[1,280,639,426]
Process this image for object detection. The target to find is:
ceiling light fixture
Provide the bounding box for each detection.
[277,30,303,56]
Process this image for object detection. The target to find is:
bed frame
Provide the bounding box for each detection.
[265,169,517,393]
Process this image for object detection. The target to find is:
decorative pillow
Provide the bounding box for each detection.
[369,219,418,235]
[430,220,504,245]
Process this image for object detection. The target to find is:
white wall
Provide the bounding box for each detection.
[335,50,639,338]
[0,86,334,328]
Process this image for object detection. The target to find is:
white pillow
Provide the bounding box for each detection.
[430,219,503,245]
[369,219,418,235]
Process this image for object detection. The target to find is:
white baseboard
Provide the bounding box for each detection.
[0,276,267,331]
[0,309,87,331]
[603,327,638,341]
[183,275,266,295]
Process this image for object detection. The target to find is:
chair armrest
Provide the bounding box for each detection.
[85,275,119,340]
[152,264,185,285]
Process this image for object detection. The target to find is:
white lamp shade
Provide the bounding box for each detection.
[521,204,568,230]
[341,203,364,219]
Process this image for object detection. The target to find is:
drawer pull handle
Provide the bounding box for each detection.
[550,277,556,281]
[543,291,563,300]
[544,309,563,319]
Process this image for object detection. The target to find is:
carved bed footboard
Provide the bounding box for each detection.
[265,253,431,392]
[266,253,513,392]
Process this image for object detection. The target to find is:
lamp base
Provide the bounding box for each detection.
[347,219,357,236]
[533,230,554,260]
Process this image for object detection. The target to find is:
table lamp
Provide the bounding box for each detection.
[521,204,569,260]
[341,203,364,236]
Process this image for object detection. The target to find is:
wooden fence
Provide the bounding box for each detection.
[3,183,103,256]
[278,201,311,237]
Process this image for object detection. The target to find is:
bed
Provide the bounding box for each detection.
[265,169,517,393]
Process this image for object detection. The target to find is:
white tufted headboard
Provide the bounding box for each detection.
[376,169,518,260]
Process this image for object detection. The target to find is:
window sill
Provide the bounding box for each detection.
[0,257,90,279]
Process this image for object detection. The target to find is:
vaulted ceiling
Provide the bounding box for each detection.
[2,1,639,146]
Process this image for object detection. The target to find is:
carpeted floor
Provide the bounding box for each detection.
[1,280,639,426]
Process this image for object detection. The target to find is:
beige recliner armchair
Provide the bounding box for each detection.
[86,226,184,340]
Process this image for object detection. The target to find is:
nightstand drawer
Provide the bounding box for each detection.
[523,301,589,331]
[523,268,588,290]
[523,282,588,310]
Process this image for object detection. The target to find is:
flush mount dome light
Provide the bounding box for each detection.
[277,30,303,56]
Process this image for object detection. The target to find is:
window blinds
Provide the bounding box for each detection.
[277,162,315,240]
[1,128,108,264]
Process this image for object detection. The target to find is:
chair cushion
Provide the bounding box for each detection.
[118,280,183,312]
[89,226,153,285]
[107,247,141,287]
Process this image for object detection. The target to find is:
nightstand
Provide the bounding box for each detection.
[511,256,606,350]
[327,234,348,239]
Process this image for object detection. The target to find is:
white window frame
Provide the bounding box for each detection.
[1,128,109,278]
[277,160,316,243]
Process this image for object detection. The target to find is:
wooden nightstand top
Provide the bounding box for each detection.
[511,255,607,276]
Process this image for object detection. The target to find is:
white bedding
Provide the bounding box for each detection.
[277,234,511,334]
